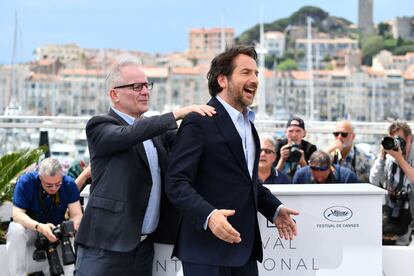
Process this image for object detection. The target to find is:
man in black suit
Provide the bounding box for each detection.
[165,46,299,276]
[75,61,215,275]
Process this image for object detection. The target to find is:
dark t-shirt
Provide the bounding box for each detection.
[262,167,291,184]
[274,138,317,177]
[13,172,79,225]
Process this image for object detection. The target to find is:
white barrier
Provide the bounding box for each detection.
[258,184,385,276]
[81,184,412,276]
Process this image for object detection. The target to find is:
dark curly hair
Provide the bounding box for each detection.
[207,45,257,97]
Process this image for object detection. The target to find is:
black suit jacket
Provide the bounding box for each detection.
[75,109,179,252]
[165,97,282,266]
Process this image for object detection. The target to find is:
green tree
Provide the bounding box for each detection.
[323,53,331,62]
[393,45,414,55]
[362,35,384,65]
[277,59,298,71]
[397,36,404,47]
[383,37,397,51]
[265,55,278,70]
[378,22,391,36]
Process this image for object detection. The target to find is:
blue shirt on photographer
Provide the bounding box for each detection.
[13,172,79,225]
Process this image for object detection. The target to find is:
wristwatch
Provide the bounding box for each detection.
[34,223,39,232]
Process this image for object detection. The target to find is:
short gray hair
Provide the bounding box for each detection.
[38,158,62,177]
[309,150,331,167]
[105,61,141,92]
[260,135,276,148]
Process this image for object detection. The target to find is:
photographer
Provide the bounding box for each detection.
[275,117,317,179]
[326,121,374,182]
[6,158,82,276]
[292,150,358,184]
[370,121,414,245]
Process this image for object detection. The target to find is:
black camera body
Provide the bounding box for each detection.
[287,142,302,163]
[33,220,76,275]
[383,189,412,245]
[381,136,406,153]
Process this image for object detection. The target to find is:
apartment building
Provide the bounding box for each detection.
[295,37,358,70]
[35,43,85,64]
[373,50,414,72]
[263,31,286,58]
[187,28,234,63]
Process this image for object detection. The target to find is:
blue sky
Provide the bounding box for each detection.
[0,0,412,64]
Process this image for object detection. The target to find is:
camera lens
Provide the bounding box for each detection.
[288,144,301,163]
[381,137,396,150]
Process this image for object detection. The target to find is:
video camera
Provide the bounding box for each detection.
[32,220,76,275]
[381,136,406,153]
[287,142,302,163]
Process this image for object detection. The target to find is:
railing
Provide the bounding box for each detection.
[1,115,410,159]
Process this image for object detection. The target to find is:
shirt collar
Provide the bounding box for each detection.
[215,95,255,124]
[345,145,355,162]
[111,107,135,126]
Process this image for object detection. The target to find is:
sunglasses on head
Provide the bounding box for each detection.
[310,165,329,171]
[260,148,275,154]
[333,132,349,138]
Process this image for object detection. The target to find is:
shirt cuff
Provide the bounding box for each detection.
[203,209,218,230]
[272,204,285,222]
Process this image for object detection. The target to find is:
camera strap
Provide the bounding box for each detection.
[351,146,356,172]
[389,162,405,194]
[37,181,61,222]
[288,162,298,177]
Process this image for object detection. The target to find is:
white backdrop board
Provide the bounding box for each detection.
[82,184,386,276]
[258,184,385,276]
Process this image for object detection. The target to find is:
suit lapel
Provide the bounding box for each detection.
[209,97,251,179]
[251,122,260,207]
[251,122,260,180]
[152,136,167,173]
[108,109,150,170]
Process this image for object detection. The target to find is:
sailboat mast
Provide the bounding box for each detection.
[5,10,18,115]
[306,17,315,120]
[257,4,267,118]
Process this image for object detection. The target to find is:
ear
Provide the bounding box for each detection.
[217,74,227,90]
[109,88,120,103]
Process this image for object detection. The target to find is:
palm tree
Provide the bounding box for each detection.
[0,146,46,204]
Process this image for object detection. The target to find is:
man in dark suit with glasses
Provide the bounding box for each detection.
[75,61,215,275]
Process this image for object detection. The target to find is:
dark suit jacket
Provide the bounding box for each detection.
[165,97,282,267]
[75,109,180,252]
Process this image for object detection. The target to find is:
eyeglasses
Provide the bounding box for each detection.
[310,165,329,171]
[260,148,275,154]
[113,82,154,92]
[333,132,349,138]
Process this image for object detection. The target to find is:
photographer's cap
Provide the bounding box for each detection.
[286,117,305,130]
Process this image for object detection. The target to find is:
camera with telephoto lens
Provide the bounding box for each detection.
[381,136,406,153]
[32,220,76,275]
[383,189,412,244]
[287,142,302,163]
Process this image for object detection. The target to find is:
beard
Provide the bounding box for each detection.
[227,82,256,110]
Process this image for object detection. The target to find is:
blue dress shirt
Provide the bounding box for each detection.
[111,107,161,234]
